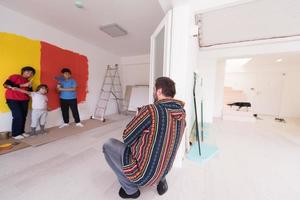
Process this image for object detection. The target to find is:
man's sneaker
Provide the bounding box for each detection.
[76,123,84,127]
[22,133,30,138]
[157,179,168,195]
[13,135,24,140]
[119,188,140,199]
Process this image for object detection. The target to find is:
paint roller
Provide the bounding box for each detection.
[0,141,20,152]
[0,143,13,151]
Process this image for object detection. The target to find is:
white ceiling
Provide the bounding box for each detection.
[244,52,300,68]
[158,0,249,12]
[226,52,300,71]
[0,0,164,56]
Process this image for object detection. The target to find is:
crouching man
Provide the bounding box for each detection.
[102,77,186,199]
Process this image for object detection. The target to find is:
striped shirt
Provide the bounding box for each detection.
[122,99,186,186]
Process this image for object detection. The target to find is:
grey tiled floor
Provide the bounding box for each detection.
[1,115,300,200]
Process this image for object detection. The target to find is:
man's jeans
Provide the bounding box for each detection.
[102,138,139,195]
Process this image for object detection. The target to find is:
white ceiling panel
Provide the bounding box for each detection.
[199,0,300,47]
[0,0,164,56]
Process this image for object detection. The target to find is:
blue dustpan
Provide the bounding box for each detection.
[187,142,219,164]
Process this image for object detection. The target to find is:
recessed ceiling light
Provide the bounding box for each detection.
[276,58,283,62]
[100,24,128,38]
[225,58,252,67]
[225,58,252,72]
[75,0,84,9]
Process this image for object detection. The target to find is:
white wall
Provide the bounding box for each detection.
[120,54,150,88]
[189,0,300,120]
[224,63,300,117]
[0,5,120,132]
[164,0,300,122]
[281,70,300,117]
[196,58,220,123]
[198,38,300,122]
[158,0,259,169]
[119,54,150,111]
[164,0,300,168]
[168,5,198,167]
[200,0,300,46]
[213,60,226,118]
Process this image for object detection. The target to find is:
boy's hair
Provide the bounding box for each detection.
[61,68,72,74]
[155,77,176,98]
[21,66,36,75]
[36,84,49,93]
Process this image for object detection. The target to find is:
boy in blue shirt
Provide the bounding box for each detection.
[56,68,84,128]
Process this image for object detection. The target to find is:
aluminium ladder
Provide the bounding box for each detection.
[93,64,125,122]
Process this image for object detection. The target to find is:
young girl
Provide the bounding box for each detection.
[9,84,49,136]
[3,66,36,139]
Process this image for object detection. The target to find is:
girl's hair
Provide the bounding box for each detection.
[36,84,49,93]
[21,66,36,75]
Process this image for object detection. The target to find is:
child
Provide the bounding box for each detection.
[9,84,49,136]
[55,68,84,128]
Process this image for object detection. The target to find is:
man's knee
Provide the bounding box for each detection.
[102,138,117,153]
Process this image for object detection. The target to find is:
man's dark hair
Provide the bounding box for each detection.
[155,77,176,98]
[21,66,36,75]
[61,68,72,74]
[36,84,48,93]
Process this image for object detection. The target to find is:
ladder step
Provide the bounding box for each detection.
[99,98,109,101]
[105,75,118,77]
[96,105,106,108]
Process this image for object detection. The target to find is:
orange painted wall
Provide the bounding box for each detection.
[0,32,89,112]
[40,42,89,110]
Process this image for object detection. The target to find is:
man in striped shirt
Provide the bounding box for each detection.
[103,77,186,199]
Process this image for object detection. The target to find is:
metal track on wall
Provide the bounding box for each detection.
[194,0,300,48]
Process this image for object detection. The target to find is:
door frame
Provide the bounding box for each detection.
[149,10,173,103]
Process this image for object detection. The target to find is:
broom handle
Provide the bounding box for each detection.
[200,77,204,142]
[193,73,201,156]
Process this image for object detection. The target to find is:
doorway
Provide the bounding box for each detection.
[221,52,300,122]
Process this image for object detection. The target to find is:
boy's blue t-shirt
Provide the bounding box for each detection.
[58,78,77,99]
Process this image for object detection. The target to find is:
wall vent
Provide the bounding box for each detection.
[99,24,128,37]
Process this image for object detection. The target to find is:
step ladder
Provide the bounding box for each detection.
[93,64,126,122]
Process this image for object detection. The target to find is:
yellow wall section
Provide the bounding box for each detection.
[0,32,41,112]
